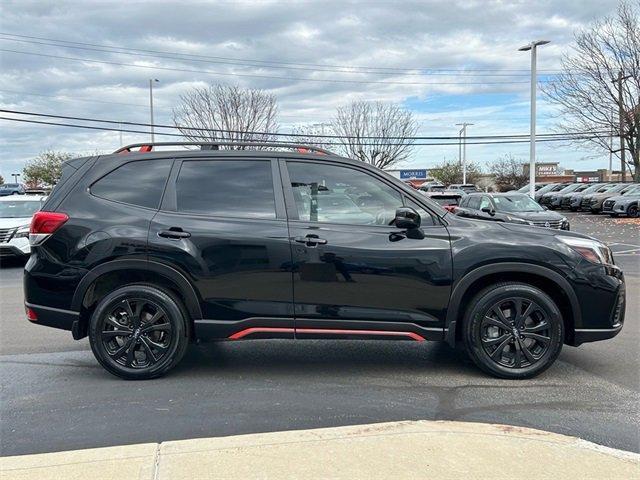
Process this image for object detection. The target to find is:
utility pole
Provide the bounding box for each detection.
[149,79,159,143]
[11,173,20,183]
[519,40,550,198]
[455,123,473,183]
[612,71,631,182]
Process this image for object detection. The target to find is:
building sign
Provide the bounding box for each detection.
[576,175,599,183]
[399,169,428,180]
[536,163,558,176]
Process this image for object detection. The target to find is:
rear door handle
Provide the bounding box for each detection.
[294,235,327,246]
[158,228,191,239]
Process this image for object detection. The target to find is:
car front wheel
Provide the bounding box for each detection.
[462,282,563,379]
[628,205,638,218]
[89,284,189,380]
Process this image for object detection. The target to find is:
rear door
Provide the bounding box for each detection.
[281,159,452,341]
[148,157,294,340]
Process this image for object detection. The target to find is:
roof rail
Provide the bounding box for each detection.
[114,141,335,155]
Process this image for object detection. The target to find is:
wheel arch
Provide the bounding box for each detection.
[445,263,581,347]
[71,259,202,338]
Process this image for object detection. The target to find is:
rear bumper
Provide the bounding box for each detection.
[24,301,78,332]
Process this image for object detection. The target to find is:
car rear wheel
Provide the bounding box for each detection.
[89,285,189,380]
[462,282,563,379]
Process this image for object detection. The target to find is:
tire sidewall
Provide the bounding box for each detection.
[463,284,563,379]
[89,285,186,380]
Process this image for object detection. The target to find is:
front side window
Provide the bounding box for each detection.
[287,162,403,226]
[91,159,172,209]
[479,196,492,210]
[176,160,276,219]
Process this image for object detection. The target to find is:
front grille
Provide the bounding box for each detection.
[602,200,615,212]
[561,197,572,207]
[540,196,552,205]
[0,228,17,243]
[581,198,592,208]
[531,220,563,229]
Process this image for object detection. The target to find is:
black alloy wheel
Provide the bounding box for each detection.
[628,205,638,218]
[463,283,563,379]
[89,285,189,379]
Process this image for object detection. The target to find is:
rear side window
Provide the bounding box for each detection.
[176,160,275,218]
[91,159,172,209]
[468,196,481,210]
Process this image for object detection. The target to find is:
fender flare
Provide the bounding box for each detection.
[71,259,203,320]
[444,262,581,346]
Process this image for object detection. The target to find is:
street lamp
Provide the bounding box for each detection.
[519,40,550,198]
[149,79,159,143]
[455,123,474,184]
[11,173,20,183]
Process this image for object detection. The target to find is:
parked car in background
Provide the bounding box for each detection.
[0,195,46,258]
[418,183,446,193]
[583,183,639,213]
[602,185,640,217]
[514,183,549,193]
[447,183,480,193]
[456,192,570,230]
[0,183,26,196]
[563,183,610,210]
[23,141,623,381]
[421,191,463,212]
[534,183,570,203]
[541,183,592,210]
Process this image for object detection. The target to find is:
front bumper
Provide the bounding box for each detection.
[0,241,30,257]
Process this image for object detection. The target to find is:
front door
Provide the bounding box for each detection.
[281,160,452,342]
[148,158,294,341]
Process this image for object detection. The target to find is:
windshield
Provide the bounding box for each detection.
[622,185,640,195]
[557,184,581,193]
[493,195,543,213]
[535,183,560,195]
[0,200,42,218]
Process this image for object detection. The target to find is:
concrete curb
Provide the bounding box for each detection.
[1,421,639,479]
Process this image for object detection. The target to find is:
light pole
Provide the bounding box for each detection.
[456,123,473,184]
[11,173,20,183]
[149,79,159,143]
[611,71,631,182]
[519,40,550,198]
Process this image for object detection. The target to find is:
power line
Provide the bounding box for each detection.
[0,36,564,78]
[0,31,568,75]
[0,109,611,140]
[0,48,546,86]
[0,89,148,108]
[0,115,609,146]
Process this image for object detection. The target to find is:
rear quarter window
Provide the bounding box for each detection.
[91,159,172,209]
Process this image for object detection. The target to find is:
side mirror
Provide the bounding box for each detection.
[542,205,548,210]
[395,207,421,229]
[481,207,495,216]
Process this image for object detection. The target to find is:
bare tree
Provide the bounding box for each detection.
[173,84,279,147]
[489,154,528,191]
[331,101,418,169]
[542,1,640,181]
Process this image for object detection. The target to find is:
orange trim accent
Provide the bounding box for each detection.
[229,327,294,340]
[296,328,425,342]
[228,327,425,342]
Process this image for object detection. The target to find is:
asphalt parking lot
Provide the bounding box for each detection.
[1,211,638,457]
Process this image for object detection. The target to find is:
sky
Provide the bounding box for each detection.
[0,0,624,182]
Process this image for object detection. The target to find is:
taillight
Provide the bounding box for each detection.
[26,306,38,322]
[29,211,69,246]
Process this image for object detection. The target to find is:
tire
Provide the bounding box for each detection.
[462,282,563,379]
[89,284,189,380]
[628,205,638,218]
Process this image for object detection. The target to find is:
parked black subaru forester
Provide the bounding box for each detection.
[24,142,626,380]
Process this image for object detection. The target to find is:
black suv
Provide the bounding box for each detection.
[24,142,625,380]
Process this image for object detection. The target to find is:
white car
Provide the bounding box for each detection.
[0,195,46,258]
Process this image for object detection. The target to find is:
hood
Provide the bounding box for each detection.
[508,211,565,222]
[0,216,32,229]
[499,222,595,241]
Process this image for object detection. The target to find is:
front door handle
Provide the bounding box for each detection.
[294,235,327,247]
[158,228,191,239]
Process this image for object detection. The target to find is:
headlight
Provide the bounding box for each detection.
[13,225,30,239]
[558,236,613,265]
